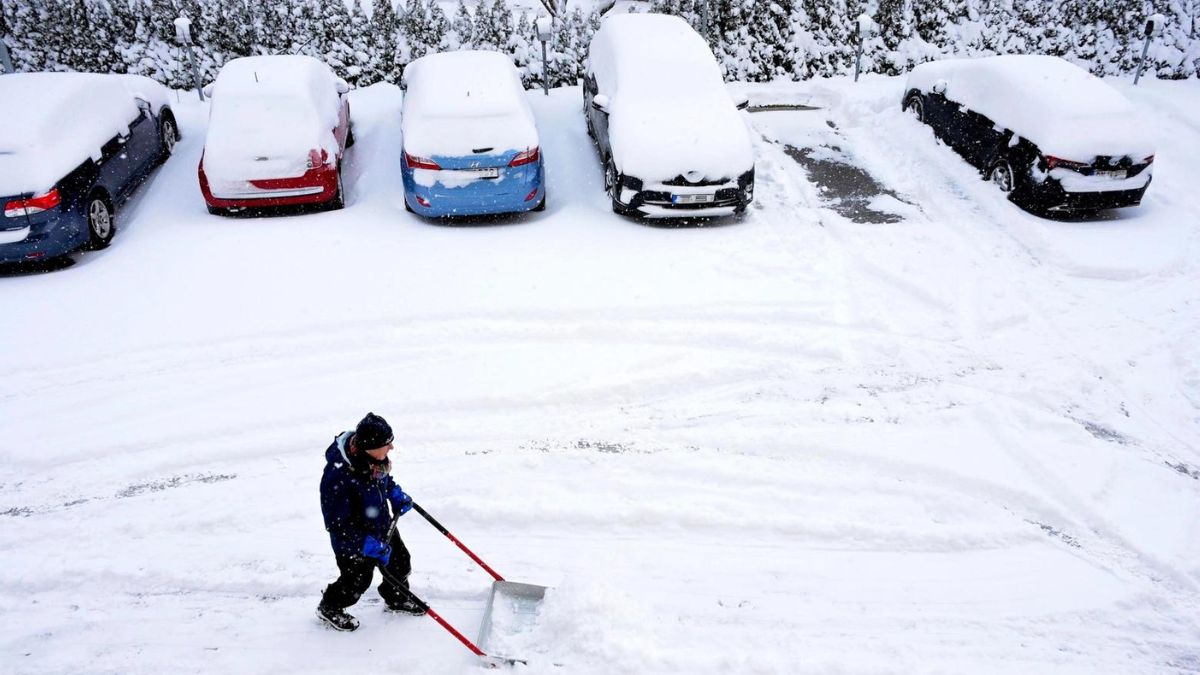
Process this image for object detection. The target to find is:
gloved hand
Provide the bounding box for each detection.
[389,485,414,516]
[361,535,392,566]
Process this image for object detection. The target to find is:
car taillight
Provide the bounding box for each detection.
[509,147,540,167]
[404,152,441,170]
[1143,155,1155,164]
[307,148,329,170]
[4,188,61,218]
[1044,156,1090,171]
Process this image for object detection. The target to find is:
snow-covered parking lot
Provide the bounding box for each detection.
[2,75,1199,674]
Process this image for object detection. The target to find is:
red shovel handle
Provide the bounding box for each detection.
[411,502,505,582]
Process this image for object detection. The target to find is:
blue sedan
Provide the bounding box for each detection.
[400,51,545,218]
[0,73,178,264]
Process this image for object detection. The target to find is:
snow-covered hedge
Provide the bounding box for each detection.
[0,0,1196,88]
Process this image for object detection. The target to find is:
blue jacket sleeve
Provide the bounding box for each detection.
[320,467,364,558]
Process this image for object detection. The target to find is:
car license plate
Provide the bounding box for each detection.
[672,193,714,205]
[474,168,500,179]
[1096,169,1126,179]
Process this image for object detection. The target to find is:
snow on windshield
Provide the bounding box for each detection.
[0,73,141,196]
[402,51,537,158]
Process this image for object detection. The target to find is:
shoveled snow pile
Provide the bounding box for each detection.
[905,55,1155,161]
[0,73,144,195]
[401,50,538,160]
[203,55,343,181]
[587,13,754,182]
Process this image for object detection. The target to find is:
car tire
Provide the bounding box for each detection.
[533,191,547,212]
[85,192,115,249]
[904,95,924,123]
[346,124,355,149]
[989,158,1017,194]
[206,205,225,216]
[159,116,178,163]
[328,170,345,211]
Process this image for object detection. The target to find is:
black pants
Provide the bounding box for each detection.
[320,532,412,610]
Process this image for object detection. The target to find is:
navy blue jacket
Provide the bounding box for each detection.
[320,431,400,558]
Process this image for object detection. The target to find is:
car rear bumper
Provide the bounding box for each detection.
[200,163,340,210]
[402,163,544,218]
[0,212,88,263]
[1029,176,1151,212]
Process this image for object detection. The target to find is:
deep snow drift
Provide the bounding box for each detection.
[1,75,1198,674]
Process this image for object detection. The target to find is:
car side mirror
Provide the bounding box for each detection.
[335,78,350,94]
[592,93,610,114]
[202,83,215,98]
[931,79,947,95]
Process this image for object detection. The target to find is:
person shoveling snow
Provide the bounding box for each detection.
[316,412,425,631]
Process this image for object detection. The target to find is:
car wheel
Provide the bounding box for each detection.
[86,193,115,249]
[346,124,355,149]
[206,205,225,216]
[404,197,414,213]
[160,117,177,161]
[990,159,1016,194]
[904,95,924,123]
[533,191,546,212]
[328,170,345,211]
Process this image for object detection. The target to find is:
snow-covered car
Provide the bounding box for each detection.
[1,73,178,264]
[584,13,755,218]
[198,55,352,215]
[902,55,1155,213]
[400,51,545,217]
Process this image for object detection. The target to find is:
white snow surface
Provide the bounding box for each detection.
[401,51,538,159]
[588,13,755,182]
[2,75,1200,674]
[203,56,343,181]
[0,73,154,196]
[905,55,1156,161]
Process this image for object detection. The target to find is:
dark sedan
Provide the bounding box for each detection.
[1,73,178,263]
[902,55,1154,213]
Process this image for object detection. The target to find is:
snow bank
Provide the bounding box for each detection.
[401,50,538,159]
[203,55,342,181]
[588,13,754,182]
[0,73,142,195]
[906,55,1155,161]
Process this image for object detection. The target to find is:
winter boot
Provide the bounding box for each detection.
[384,597,427,616]
[317,604,360,631]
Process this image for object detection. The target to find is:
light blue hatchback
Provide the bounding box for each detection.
[400,51,546,218]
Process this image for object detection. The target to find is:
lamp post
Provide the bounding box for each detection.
[0,32,13,74]
[173,15,204,101]
[535,16,552,96]
[854,14,875,83]
[1134,13,1165,85]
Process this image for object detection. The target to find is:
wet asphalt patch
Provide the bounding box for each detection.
[781,143,908,225]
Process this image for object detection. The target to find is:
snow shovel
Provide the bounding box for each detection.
[386,503,547,668]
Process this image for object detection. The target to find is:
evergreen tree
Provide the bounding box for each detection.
[344,0,371,84]
[472,0,498,49]
[451,0,473,48]
[319,0,354,76]
[369,0,400,82]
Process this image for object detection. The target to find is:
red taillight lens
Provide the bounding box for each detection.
[307,148,329,170]
[1045,156,1089,171]
[405,152,441,170]
[509,147,540,167]
[1143,154,1155,164]
[4,188,62,218]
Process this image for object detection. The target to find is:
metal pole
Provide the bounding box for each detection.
[187,44,204,100]
[541,40,549,96]
[0,39,14,74]
[1133,33,1151,84]
[854,24,863,82]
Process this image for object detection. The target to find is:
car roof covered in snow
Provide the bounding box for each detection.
[204,55,343,181]
[586,13,753,183]
[906,55,1154,160]
[0,72,164,196]
[401,51,537,158]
